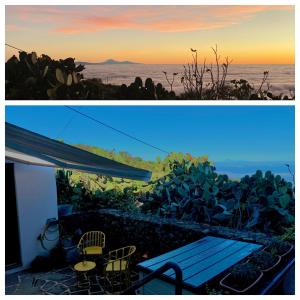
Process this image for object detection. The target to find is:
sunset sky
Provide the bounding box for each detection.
[5,5,294,64]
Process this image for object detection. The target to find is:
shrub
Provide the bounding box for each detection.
[56,169,139,212]
[141,159,294,234]
[229,263,261,289]
[266,239,292,256]
[180,47,294,100]
[249,251,278,270]
[56,151,294,236]
[280,225,295,242]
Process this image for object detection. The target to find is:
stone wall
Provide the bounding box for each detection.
[60,208,271,263]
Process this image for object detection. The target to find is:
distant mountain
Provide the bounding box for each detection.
[76,59,140,65]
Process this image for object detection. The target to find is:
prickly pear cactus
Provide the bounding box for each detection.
[142,158,294,234]
[6,51,86,100]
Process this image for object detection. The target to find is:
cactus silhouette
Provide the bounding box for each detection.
[134,76,143,88]
[145,78,155,99]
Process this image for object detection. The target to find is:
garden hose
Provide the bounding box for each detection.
[38,221,60,251]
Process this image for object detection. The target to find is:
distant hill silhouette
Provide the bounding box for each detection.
[76,59,140,65]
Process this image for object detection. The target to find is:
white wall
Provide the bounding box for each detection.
[12,162,58,270]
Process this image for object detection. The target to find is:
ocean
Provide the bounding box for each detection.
[82,64,295,96]
[214,160,295,183]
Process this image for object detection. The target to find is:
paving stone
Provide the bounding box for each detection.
[46,283,68,295]
[56,267,75,276]
[17,276,36,288]
[90,284,104,294]
[32,278,46,288]
[87,275,99,285]
[41,281,57,291]
[5,266,107,295]
[12,285,41,295]
[61,277,78,286]
[68,283,90,293]
[38,272,71,282]
[5,284,18,295]
[5,274,20,286]
[90,290,105,295]
[70,289,90,295]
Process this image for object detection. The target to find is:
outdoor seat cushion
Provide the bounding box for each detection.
[106,259,127,272]
[84,246,103,255]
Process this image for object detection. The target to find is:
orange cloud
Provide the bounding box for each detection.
[6,5,294,34]
[57,5,294,33]
[56,16,133,34]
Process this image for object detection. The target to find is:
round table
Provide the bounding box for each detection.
[74,261,96,287]
[74,261,96,272]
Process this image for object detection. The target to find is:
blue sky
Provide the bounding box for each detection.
[5,106,294,163]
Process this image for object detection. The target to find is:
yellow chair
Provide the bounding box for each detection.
[77,231,105,257]
[103,245,136,293]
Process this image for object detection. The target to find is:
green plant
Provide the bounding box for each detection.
[230,263,261,287]
[142,156,221,222]
[266,239,292,256]
[55,145,294,236]
[56,169,142,212]
[205,285,223,295]
[56,170,75,205]
[280,225,295,242]
[249,251,278,270]
[236,170,295,234]
[56,148,210,213]
[6,51,86,100]
[141,158,294,234]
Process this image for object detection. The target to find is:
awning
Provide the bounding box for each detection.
[5,122,152,181]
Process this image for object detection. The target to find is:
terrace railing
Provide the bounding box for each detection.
[120,261,183,295]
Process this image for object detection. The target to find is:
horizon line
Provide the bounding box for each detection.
[5,46,294,66]
[5,57,294,65]
[75,61,295,66]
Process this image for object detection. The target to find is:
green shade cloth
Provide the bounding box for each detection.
[5,122,151,181]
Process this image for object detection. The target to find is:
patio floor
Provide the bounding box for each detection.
[5,266,138,295]
[5,263,295,295]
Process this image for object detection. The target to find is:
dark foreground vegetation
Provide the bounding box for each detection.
[6,47,294,100]
[56,145,294,238]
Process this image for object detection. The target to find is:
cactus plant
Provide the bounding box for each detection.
[141,158,294,234]
[5,51,86,100]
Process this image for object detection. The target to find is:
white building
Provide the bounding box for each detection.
[5,122,151,273]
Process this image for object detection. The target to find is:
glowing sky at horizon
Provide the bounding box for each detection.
[5,5,295,64]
